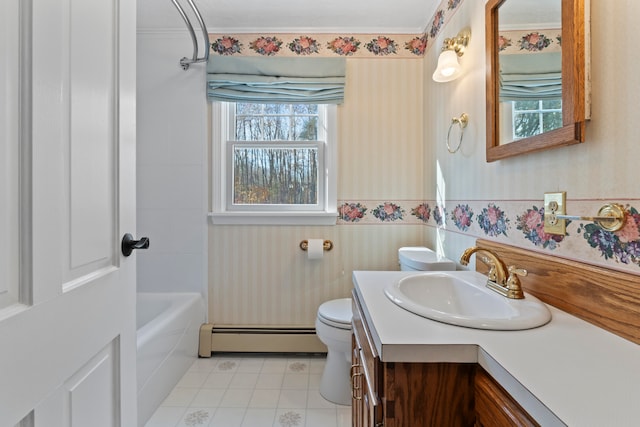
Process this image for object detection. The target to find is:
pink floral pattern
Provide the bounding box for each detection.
[211,36,242,55]
[327,36,360,56]
[451,204,473,231]
[372,202,405,222]
[405,35,427,56]
[429,10,445,38]
[478,203,510,237]
[578,206,640,267]
[617,211,640,243]
[516,206,565,250]
[208,0,465,59]
[339,202,367,222]
[498,35,512,52]
[333,197,640,273]
[519,32,552,52]
[365,37,397,56]
[288,36,319,55]
[250,36,283,56]
[412,203,431,222]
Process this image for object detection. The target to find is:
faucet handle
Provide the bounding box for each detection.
[505,266,527,299]
[479,255,498,282]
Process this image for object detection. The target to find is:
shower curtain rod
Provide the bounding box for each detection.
[170,0,210,70]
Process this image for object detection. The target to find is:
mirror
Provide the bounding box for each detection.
[486,0,587,162]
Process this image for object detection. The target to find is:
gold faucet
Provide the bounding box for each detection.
[459,246,526,299]
[460,246,508,284]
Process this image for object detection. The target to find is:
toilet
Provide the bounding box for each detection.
[315,246,455,406]
[316,298,353,405]
[398,246,456,271]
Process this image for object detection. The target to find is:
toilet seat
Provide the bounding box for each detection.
[317,298,352,330]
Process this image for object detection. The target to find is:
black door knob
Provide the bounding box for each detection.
[121,233,150,257]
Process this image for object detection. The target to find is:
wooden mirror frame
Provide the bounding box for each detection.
[485,0,586,162]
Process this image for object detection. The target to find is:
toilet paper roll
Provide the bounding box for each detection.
[307,239,324,260]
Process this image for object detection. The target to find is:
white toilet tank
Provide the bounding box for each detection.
[398,246,456,271]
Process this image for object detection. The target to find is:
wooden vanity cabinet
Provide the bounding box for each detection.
[352,291,475,426]
[351,294,383,427]
[352,290,538,427]
[475,368,539,427]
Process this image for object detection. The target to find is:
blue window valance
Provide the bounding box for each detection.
[207,56,346,104]
[500,52,561,102]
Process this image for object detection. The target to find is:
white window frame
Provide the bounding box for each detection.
[209,102,337,225]
[511,99,562,140]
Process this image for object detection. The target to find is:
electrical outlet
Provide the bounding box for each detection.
[543,192,567,235]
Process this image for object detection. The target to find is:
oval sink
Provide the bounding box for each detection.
[384,271,551,330]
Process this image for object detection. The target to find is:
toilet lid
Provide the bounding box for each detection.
[318,298,352,329]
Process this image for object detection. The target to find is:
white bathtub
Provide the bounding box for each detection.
[136,292,205,426]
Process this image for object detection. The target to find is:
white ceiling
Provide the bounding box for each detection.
[138,0,441,34]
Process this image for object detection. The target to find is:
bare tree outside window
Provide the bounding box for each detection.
[512,99,562,139]
[232,103,321,206]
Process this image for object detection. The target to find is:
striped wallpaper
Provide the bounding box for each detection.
[208,59,426,326]
[208,0,640,328]
[423,1,640,278]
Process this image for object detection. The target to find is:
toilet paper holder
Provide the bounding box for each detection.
[300,240,333,252]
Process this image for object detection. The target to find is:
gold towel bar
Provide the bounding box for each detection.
[548,202,626,232]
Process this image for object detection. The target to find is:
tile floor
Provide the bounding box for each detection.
[144,354,352,427]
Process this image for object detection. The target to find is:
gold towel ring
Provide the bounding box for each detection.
[446,113,469,154]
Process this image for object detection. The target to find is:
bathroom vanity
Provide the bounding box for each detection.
[351,268,640,426]
[351,287,536,427]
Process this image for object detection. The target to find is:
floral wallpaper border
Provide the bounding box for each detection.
[207,0,466,59]
[337,198,640,275]
[209,33,428,58]
[498,29,562,54]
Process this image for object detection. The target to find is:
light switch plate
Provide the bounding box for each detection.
[544,192,566,235]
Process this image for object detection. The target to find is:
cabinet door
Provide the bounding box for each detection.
[352,292,383,427]
[352,337,363,427]
[383,362,475,427]
[475,368,539,427]
[361,360,377,427]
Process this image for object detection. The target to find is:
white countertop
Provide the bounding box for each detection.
[353,270,640,427]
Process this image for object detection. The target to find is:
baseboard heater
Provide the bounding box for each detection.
[198,324,327,357]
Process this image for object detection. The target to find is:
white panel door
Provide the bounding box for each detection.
[0,0,138,425]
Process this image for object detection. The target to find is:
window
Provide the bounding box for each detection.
[210,102,337,225]
[511,99,562,140]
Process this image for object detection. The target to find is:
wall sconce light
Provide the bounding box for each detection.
[432,29,471,83]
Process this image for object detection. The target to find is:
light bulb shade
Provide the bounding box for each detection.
[432,50,462,82]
